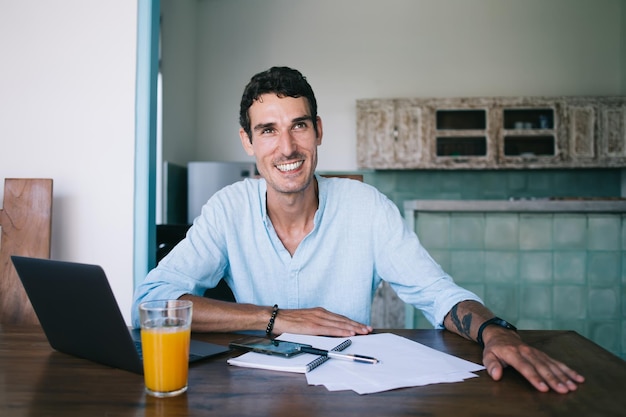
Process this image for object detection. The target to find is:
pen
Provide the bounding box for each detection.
[298,346,379,364]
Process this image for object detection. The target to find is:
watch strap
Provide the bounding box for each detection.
[476,317,517,348]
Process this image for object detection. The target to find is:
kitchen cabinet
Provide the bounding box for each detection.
[565,97,626,167]
[496,98,564,169]
[425,97,495,169]
[356,99,423,168]
[357,96,626,169]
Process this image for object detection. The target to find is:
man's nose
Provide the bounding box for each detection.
[277,130,297,154]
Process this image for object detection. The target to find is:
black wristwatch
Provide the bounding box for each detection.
[476,317,517,348]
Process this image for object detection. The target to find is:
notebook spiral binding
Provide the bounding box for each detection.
[305,339,352,372]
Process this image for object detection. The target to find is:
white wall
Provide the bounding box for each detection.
[622,0,626,91]
[162,0,624,171]
[0,0,138,322]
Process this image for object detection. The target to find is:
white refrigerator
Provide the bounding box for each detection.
[187,161,256,223]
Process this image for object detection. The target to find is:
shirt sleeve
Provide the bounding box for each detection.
[371,193,483,328]
[131,193,231,328]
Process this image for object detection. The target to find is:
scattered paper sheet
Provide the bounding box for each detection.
[280,332,485,394]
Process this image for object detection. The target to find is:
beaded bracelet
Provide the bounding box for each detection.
[265,304,279,336]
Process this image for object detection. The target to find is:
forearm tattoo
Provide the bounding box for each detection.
[450,304,473,339]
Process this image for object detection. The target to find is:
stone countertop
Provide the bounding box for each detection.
[404,199,626,213]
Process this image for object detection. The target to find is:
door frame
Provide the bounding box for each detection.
[134,0,160,287]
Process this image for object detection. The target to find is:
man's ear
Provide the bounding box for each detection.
[315,116,323,146]
[239,128,254,156]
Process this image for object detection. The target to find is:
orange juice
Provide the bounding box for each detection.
[141,326,191,395]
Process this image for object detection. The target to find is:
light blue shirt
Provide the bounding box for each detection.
[131,175,482,328]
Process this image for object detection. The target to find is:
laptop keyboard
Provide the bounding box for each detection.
[189,353,203,361]
[134,340,143,359]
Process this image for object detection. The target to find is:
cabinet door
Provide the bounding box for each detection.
[357,99,395,168]
[431,104,493,169]
[499,104,563,168]
[598,102,626,164]
[567,104,596,163]
[356,99,423,168]
[394,102,423,167]
[567,99,626,167]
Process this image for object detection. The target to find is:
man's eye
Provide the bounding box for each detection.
[293,122,307,130]
[261,128,275,135]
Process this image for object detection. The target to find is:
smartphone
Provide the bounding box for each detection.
[229,336,311,357]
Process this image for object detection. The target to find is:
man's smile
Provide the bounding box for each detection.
[276,160,304,172]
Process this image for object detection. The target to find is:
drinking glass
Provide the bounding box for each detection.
[139,299,192,397]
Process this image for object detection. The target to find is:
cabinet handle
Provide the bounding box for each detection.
[393,127,399,142]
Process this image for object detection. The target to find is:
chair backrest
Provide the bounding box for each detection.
[0,178,53,325]
[322,174,363,182]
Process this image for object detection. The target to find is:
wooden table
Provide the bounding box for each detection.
[1,326,625,417]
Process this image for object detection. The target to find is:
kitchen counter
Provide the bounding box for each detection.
[404,199,626,213]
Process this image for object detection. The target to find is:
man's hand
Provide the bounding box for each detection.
[180,295,372,336]
[444,301,584,394]
[273,307,373,337]
[482,327,585,394]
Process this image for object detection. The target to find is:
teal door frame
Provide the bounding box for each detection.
[134,0,160,287]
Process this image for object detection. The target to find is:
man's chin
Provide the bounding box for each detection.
[267,172,314,194]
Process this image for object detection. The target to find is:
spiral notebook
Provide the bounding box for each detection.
[227,333,352,373]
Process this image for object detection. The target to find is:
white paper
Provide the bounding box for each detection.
[287,333,485,394]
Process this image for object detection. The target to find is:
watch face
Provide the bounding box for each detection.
[496,319,517,331]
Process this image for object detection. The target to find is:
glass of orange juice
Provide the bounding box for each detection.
[139,299,193,397]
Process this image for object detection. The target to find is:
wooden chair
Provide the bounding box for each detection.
[0,178,53,325]
[322,174,363,182]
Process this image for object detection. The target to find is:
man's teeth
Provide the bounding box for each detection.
[276,161,303,172]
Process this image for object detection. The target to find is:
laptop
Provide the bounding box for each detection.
[10,255,230,374]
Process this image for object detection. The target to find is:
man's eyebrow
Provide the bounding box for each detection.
[292,115,314,124]
[253,122,275,133]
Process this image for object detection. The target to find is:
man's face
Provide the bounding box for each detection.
[240,93,323,196]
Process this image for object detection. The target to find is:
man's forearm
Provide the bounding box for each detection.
[179,294,272,333]
[443,300,496,343]
[179,295,372,336]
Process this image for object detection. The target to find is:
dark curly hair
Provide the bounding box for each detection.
[239,67,318,142]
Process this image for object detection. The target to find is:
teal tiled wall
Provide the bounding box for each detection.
[410,210,625,360]
[321,168,625,359]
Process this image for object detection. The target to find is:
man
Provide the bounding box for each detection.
[133,66,584,393]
